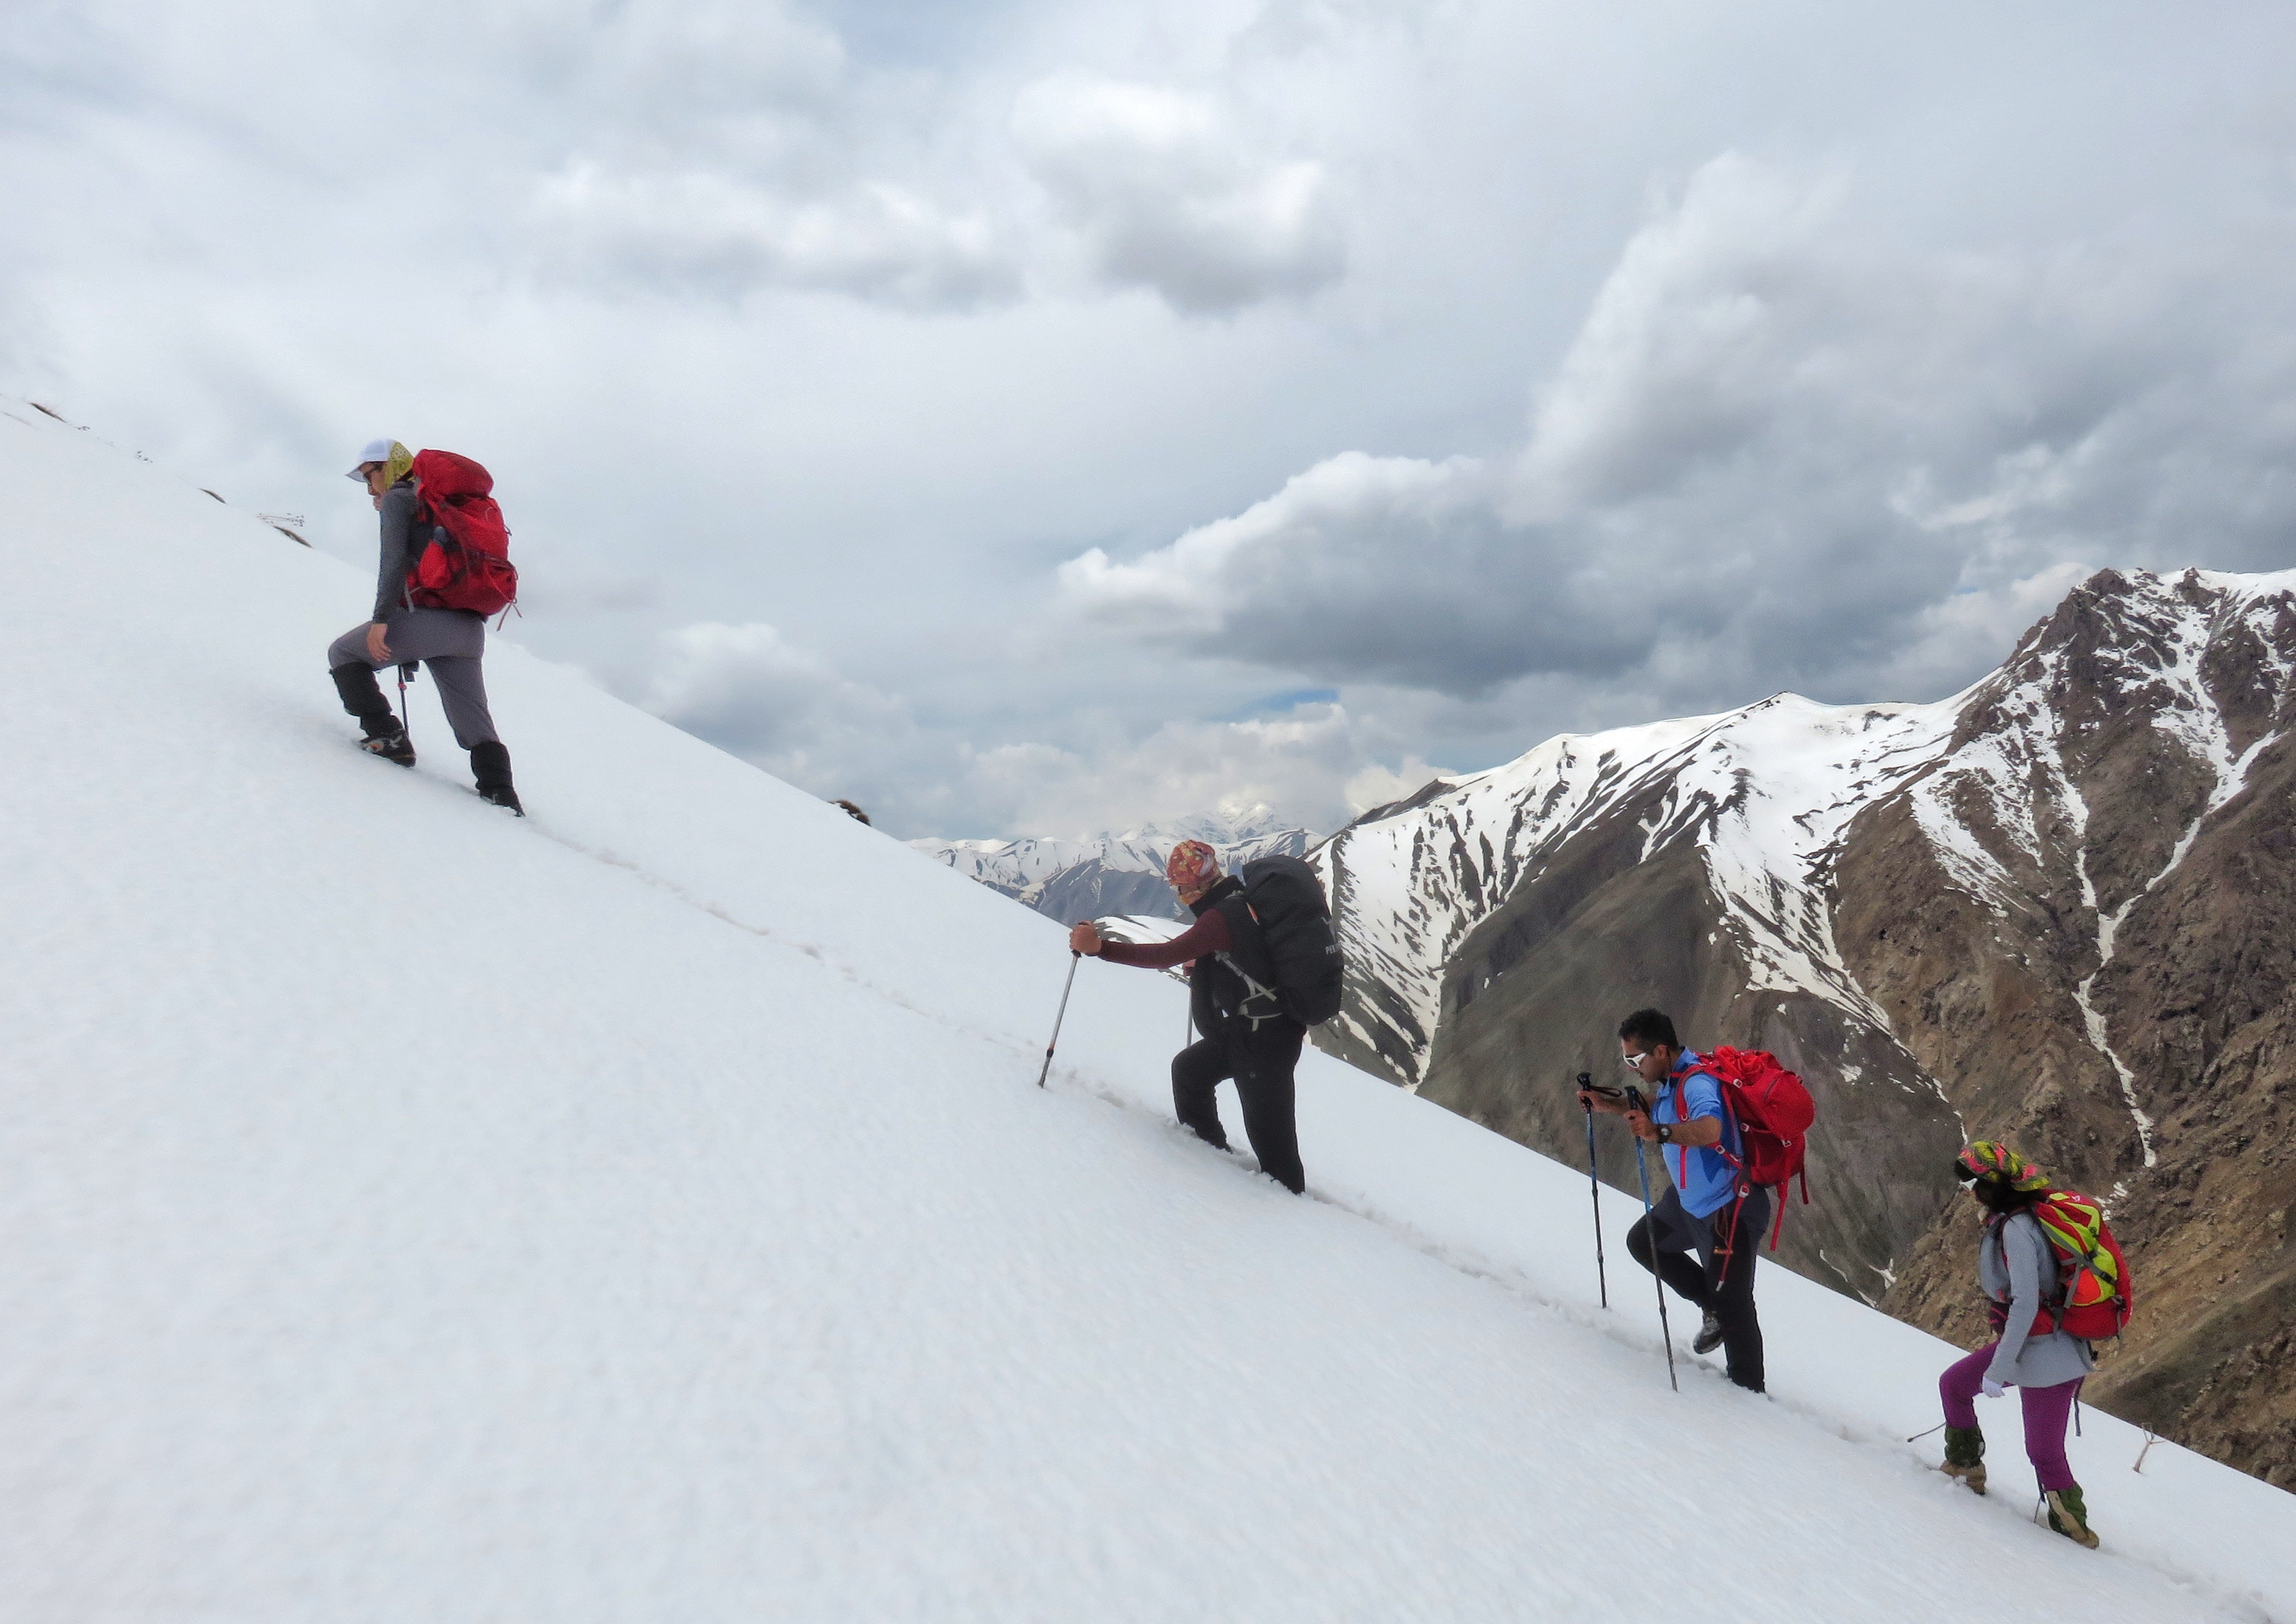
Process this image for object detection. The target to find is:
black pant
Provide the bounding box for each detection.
[1627,1183,1770,1392]
[1171,1020,1306,1194]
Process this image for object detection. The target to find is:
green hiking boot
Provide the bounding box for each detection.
[2046,1485,2100,1549]
[1941,1426,1987,1495]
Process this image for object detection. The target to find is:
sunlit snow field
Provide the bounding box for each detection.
[2,399,2289,1622]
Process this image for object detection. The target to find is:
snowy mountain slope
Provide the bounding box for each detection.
[1308,565,2296,1484]
[1839,568,2296,1481]
[914,812,1310,925]
[2,399,2292,1622]
[1866,568,2296,1167]
[1315,698,1963,1088]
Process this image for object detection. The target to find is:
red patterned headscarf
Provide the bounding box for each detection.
[1166,840,1221,895]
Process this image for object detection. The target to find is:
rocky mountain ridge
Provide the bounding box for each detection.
[1310,567,2296,1486]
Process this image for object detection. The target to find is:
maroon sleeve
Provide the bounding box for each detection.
[1096,909,1232,970]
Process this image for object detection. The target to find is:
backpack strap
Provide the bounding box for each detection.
[1670,1061,1741,1189]
[1209,950,1286,1030]
[1710,1181,1748,1271]
[1670,1075,1690,1188]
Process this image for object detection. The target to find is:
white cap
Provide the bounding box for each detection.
[346,438,395,480]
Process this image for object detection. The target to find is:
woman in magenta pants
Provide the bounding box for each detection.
[1936,1142,2099,1549]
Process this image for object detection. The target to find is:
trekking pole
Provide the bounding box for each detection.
[396,663,414,744]
[1035,952,1081,1090]
[1625,1084,1679,1392]
[1578,1072,1608,1309]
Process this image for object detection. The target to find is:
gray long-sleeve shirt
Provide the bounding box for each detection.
[372,479,421,623]
[1981,1211,2096,1389]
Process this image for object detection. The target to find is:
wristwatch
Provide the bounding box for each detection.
[1656,1124,1674,1144]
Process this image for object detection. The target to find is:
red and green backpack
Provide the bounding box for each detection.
[2025,1190,2135,1341]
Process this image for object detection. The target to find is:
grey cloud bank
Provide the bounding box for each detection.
[5,1,2294,839]
[1060,152,2296,718]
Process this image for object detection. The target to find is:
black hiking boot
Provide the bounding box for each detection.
[1941,1425,1987,1495]
[1693,1310,1725,1355]
[333,664,413,765]
[359,719,416,767]
[470,741,524,816]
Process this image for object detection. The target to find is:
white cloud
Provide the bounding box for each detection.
[531,165,1016,308]
[546,0,850,122]
[645,620,916,778]
[507,0,1023,308]
[1056,450,1547,690]
[962,703,1409,838]
[1012,74,1346,314]
[643,620,1432,838]
[13,0,2296,847]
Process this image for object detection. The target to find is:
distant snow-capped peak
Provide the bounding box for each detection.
[910,810,1317,924]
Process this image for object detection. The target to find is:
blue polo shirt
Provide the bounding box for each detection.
[1653,1053,1743,1219]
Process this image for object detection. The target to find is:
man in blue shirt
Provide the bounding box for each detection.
[1579,1007,1769,1392]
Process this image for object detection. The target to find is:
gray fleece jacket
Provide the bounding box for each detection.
[1981,1210,2096,1389]
[372,479,422,623]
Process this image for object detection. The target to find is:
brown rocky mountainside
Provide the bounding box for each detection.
[1309,568,2296,1488]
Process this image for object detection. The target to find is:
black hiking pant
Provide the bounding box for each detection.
[1171,1018,1306,1194]
[1627,1183,1770,1392]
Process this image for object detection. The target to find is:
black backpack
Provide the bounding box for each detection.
[1214,855,1345,1027]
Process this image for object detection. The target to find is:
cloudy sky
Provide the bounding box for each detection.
[7,0,2295,839]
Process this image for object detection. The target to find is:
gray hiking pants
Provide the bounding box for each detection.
[327,609,499,749]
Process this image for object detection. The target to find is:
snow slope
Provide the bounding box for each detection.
[2,398,2290,1622]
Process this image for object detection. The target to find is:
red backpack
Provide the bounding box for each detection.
[1676,1046,1817,1249]
[406,450,518,619]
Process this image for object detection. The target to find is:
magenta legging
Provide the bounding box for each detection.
[1940,1343,2082,1491]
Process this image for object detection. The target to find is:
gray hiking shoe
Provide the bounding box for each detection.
[1692,1311,1725,1355]
[359,722,415,768]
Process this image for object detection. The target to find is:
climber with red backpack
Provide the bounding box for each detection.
[327,439,523,813]
[1579,1009,1814,1394]
[1935,1141,2128,1550]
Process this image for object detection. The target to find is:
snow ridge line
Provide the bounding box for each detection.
[525,820,1049,1067]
